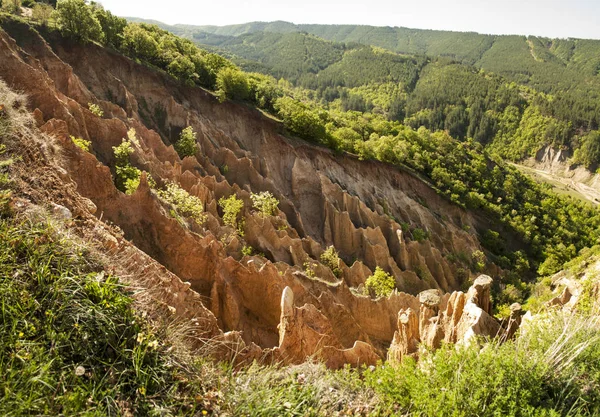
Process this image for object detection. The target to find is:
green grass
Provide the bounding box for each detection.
[365,310,600,416]
[0,213,210,416]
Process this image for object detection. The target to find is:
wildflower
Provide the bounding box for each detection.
[148,340,159,349]
[136,333,145,343]
[18,332,24,338]
[138,387,146,396]
[202,411,208,416]
[75,366,86,376]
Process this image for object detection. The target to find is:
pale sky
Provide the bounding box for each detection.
[98,0,600,40]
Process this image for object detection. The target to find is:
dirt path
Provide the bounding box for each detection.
[512,163,600,205]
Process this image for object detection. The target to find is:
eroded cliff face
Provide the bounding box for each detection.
[0,21,502,364]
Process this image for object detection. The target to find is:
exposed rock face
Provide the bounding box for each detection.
[272,287,381,368]
[388,275,507,364]
[0,22,510,367]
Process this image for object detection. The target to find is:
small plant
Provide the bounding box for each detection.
[127,128,140,147]
[70,136,91,152]
[472,250,487,272]
[365,267,395,298]
[218,194,244,234]
[88,102,104,117]
[157,182,206,226]
[303,261,317,278]
[320,246,342,278]
[241,245,253,257]
[0,144,12,216]
[220,164,229,175]
[411,227,429,242]
[250,191,279,217]
[174,126,197,158]
[112,139,141,194]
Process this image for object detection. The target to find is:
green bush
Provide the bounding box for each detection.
[174,126,197,158]
[218,194,244,233]
[1,0,21,14]
[250,191,279,217]
[216,67,250,102]
[320,245,342,278]
[411,227,429,242]
[112,139,141,194]
[157,182,206,226]
[32,3,54,25]
[70,135,91,152]
[365,266,395,298]
[87,102,104,117]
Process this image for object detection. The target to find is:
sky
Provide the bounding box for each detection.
[97,0,600,40]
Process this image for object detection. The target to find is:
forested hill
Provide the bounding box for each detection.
[156,20,600,95]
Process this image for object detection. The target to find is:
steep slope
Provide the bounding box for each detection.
[0,20,496,360]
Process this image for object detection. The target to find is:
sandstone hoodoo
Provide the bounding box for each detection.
[1,4,599,415]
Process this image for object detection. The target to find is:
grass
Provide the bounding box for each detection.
[0,212,215,416]
[365,308,600,416]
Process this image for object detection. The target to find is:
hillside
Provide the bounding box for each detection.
[0,3,600,415]
[193,20,600,93]
[133,18,600,173]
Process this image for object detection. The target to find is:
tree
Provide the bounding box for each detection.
[572,131,600,169]
[32,2,54,25]
[174,126,197,158]
[121,24,159,63]
[167,54,196,85]
[91,4,126,49]
[216,67,250,102]
[1,0,21,14]
[273,96,328,143]
[54,0,103,43]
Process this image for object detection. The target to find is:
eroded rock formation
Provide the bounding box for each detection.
[387,275,512,364]
[0,21,513,367]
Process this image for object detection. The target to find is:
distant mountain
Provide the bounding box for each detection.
[129,18,600,97]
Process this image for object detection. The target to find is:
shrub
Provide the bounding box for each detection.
[174,126,197,158]
[127,128,140,147]
[365,267,395,298]
[218,194,244,233]
[472,250,486,272]
[32,2,54,25]
[112,139,141,194]
[250,191,279,217]
[1,0,21,14]
[70,135,91,152]
[411,227,429,242]
[216,67,250,102]
[320,246,342,278]
[88,102,104,117]
[303,261,317,278]
[157,182,206,226]
[54,0,103,43]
